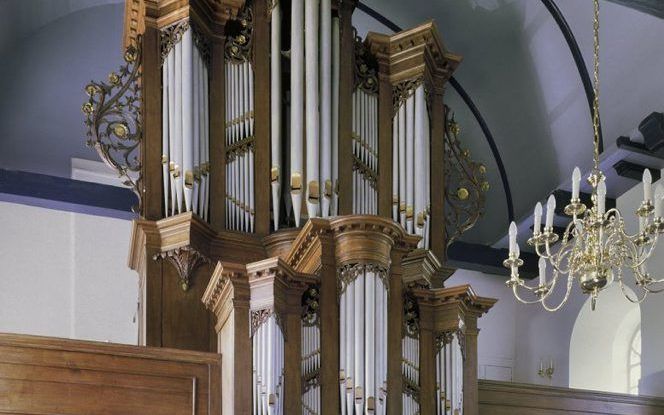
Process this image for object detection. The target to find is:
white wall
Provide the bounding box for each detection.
[0,201,138,344]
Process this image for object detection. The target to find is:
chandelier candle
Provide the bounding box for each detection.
[505,0,664,312]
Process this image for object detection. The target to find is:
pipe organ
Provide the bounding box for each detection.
[86,1,495,414]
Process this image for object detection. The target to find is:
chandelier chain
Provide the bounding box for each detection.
[592,0,600,170]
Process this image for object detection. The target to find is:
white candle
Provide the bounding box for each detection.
[572,167,581,200]
[644,169,653,202]
[545,194,556,228]
[538,257,547,287]
[655,184,664,218]
[533,202,543,234]
[509,221,517,255]
[597,180,606,215]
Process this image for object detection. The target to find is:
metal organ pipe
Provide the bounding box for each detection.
[331,17,340,216]
[305,0,320,220]
[253,313,284,415]
[161,23,209,220]
[270,1,281,231]
[339,266,388,414]
[436,333,464,415]
[320,0,332,218]
[290,0,304,227]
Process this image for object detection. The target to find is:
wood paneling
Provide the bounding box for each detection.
[479,380,664,415]
[209,38,226,232]
[0,333,221,415]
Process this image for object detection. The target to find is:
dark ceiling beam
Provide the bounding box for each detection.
[356,1,515,224]
[605,0,664,19]
[448,241,539,279]
[540,0,604,153]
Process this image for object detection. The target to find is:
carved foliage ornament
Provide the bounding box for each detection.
[403,291,420,338]
[302,285,320,327]
[337,263,390,296]
[83,41,142,213]
[435,329,467,362]
[160,20,211,67]
[225,3,254,63]
[154,247,209,291]
[392,77,428,115]
[353,31,379,95]
[443,106,488,247]
[250,307,285,338]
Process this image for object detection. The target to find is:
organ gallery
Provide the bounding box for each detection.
[82,0,494,413]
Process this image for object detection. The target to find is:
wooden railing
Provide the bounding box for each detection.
[479,380,664,415]
[0,333,221,414]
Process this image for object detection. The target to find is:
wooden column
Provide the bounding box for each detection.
[319,232,340,415]
[387,249,405,415]
[284,289,303,414]
[376,51,393,219]
[202,262,251,415]
[209,38,226,231]
[253,0,271,235]
[336,0,356,215]
[464,315,480,415]
[418,301,436,414]
[141,24,163,220]
[429,89,446,262]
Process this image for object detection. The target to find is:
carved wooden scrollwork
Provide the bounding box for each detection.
[403,291,420,338]
[250,307,285,338]
[353,32,379,94]
[392,77,424,114]
[83,40,142,213]
[160,20,190,64]
[154,246,209,291]
[302,285,320,327]
[225,3,254,63]
[337,263,389,296]
[444,107,488,247]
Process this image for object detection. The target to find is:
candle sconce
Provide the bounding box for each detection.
[538,358,554,380]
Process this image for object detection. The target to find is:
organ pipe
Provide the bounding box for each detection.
[302,287,321,415]
[436,331,465,415]
[270,0,281,230]
[290,0,304,227]
[160,21,210,221]
[339,264,388,414]
[252,310,285,415]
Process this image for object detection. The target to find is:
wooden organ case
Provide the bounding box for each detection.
[83,0,495,413]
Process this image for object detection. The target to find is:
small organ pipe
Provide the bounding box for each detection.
[320,0,332,218]
[331,17,340,216]
[182,29,193,212]
[290,0,304,227]
[398,104,406,227]
[414,85,425,246]
[305,0,320,220]
[192,48,200,215]
[173,41,183,214]
[270,2,281,230]
[162,57,170,214]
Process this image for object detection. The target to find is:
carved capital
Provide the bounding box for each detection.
[154,246,209,291]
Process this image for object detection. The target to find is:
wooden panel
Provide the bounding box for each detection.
[479,380,664,415]
[0,333,221,415]
[209,38,226,232]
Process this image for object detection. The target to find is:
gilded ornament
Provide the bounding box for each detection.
[457,187,469,200]
[83,39,142,213]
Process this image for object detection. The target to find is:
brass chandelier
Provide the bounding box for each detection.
[504,0,664,311]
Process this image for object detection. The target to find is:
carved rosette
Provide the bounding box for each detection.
[444,107,488,247]
[353,32,379,94]
[337,263,389,296]
[154,247,209,291]
[225,3,254,63]
[83,41,142,213]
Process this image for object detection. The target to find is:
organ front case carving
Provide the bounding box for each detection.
[105,0,496,413]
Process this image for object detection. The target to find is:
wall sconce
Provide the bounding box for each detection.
[538,358,554,380]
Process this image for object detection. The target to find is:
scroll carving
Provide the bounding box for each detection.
[392,77,424,114]
[250,307,285,338]
[302,285,320,327]
[337,263,389,296]
[83,40,142,213]
[444,108,488,247]
[160,20,190,64]
[154,247,209,291]
[403,292,419,338]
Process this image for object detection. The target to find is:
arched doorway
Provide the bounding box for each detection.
[569,284,641,394]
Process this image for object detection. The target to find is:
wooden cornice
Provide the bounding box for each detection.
[366,20,462,93]
[123,0,145,49]
[202,261,249,332]
[402,248,444,288]
[128,213,266,273]
[139,0,244,36]
[263,228,301,259]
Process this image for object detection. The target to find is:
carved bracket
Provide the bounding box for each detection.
[154,247,209,291]
[83,40,142,213]
[250,307,285,338]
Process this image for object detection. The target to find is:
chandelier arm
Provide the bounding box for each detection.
[617,277,649,304]
[511,285,545,305]
[540,239,574,276]
[540,272,575,312]
[643,282,664,294]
